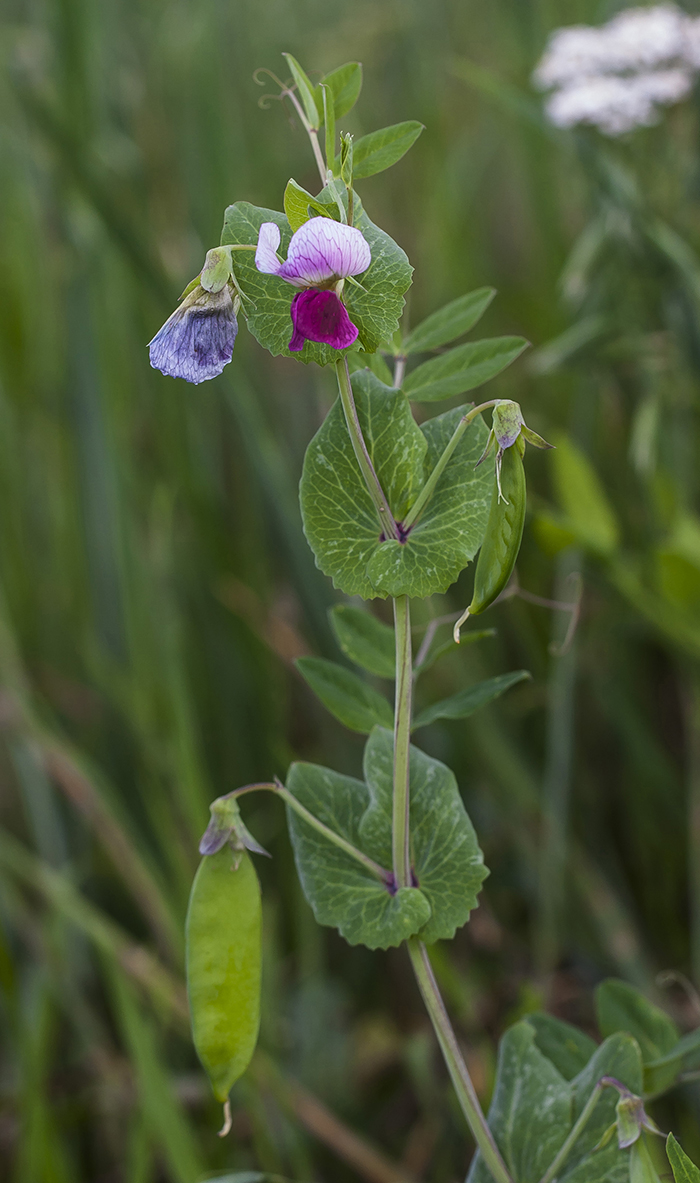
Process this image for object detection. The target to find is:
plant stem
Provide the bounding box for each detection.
[284,88,327,186]
[407,939,513,1183]
[230,782,390,883]
[538,1081,605,1183]
[335,359,400,541]
[392,595,413,888]
[403,399,500,530]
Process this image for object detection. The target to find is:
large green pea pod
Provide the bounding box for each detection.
[186,845,262,1107]
[454,441,526,641]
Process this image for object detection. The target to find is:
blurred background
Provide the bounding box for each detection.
[3,0,700,1179]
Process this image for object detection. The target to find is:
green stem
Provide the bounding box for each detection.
[408,939,513,1183]
[336,359,400,541]
[403,398,500,530]
[392,595,413,888]
[232,783,390,883]
[284,88,327,186]
[538,1081,605,1183]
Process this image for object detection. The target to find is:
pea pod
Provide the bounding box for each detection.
[454,440,526,641]
[186,845,262,1103]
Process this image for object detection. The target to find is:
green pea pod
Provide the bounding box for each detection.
[186,845,262,1102]
[454,442,526,642]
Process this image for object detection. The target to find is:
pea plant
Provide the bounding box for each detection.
[150,57,700,1183]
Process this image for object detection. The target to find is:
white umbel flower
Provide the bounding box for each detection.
[534,4,700,136]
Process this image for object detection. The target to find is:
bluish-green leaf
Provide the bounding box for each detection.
[403,337,529,402]
[412,670,530,730]
[221,190,412,363]
[551,436,619,557]
[365,404,493,598]
[668,1134,700,1183]
[286,728,488,948]
[345,121,424,179]
[347,351,394,386]
[282,53,320,128]
[300,371,427,598]
[596,979,679,1063]
[467,1021,571,1183]
[315,62,362,120]
[285,761,431,950]
[330,605,396,678]
[403,288,496,354]
[360,728,488,943]
[560,1034,643,1182]
[524,1013,598,1082]
[296,656,393,733]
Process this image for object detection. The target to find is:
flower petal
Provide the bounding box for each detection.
[255,222,283,275]
[279,217,371,286]
[149,286,238,384]
[288,289,359,352]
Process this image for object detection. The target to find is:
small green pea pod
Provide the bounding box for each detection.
[186,845,262,1106]
[454,440,526,642]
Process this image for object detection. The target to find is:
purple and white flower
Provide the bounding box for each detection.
[149,284,238,384]
[255,217,371,352]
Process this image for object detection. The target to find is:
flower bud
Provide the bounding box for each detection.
[199,794,270,858]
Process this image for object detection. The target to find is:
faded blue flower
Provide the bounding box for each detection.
[149,283,238,384]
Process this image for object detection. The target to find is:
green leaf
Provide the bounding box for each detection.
[345,121,425,179]
[467,1021,572,1183]
[282,53,320,128]
[316,62,362,120]
[221,191,412,363]
[667,1134,700,1182]
[365,404,493,598]
[412,670,530,730]
[561,1034,643,1182]
[347,350,394,385]
[630,1139,664,1183]
[283,179,337,233]
[403,337,529,402]
[359,728,489,943]
[285,760,431,949]
[524,1013,598,1082]
[595,979,679,1064]
[295,656,393,733]
[286,727,488,948]
[403,288,497,354]
[300,372,428,598]
[551,436,619,557]
[330,605,396,678]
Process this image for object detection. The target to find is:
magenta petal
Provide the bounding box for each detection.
[288,290,359,352]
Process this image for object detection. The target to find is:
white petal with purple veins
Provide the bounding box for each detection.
[276,217,371,287]
[255,222,283,275]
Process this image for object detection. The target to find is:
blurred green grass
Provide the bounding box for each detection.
[3,0,700,1179]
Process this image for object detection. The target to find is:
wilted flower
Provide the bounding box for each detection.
[255,216,371,352]
[533,4,700,136]
[477,400,553,502]
[149,247,239,384]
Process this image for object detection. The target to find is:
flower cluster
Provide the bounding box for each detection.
[533,4,700,135]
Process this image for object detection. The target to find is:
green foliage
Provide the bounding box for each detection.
[595,979,680,1095]
[315,62,363,120]
[286,728,487,948]
[550,436,620,557]
[668,1134,700,1182]
[341,122,425,179]
[402,337,529,402]
[365,404,493,597]
[403,288,497,354]
[186,848,262,1102]
[295,656,393,732]
[329,604,396,678]
[413,669,530,729]
[282,54,321,129]
[283,179,337,232]
[469,1023,643,1183]
[221,192,412,361]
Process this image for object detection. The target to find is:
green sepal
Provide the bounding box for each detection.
[330,605,396,678]
[403,337,529,402]
[336,121,425,179]
[295,656,393,733]
[412,669,530,730]
[282,53,320,128]
[285,727,488,949]
[403,288,496,354]
[221,190,412,362]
